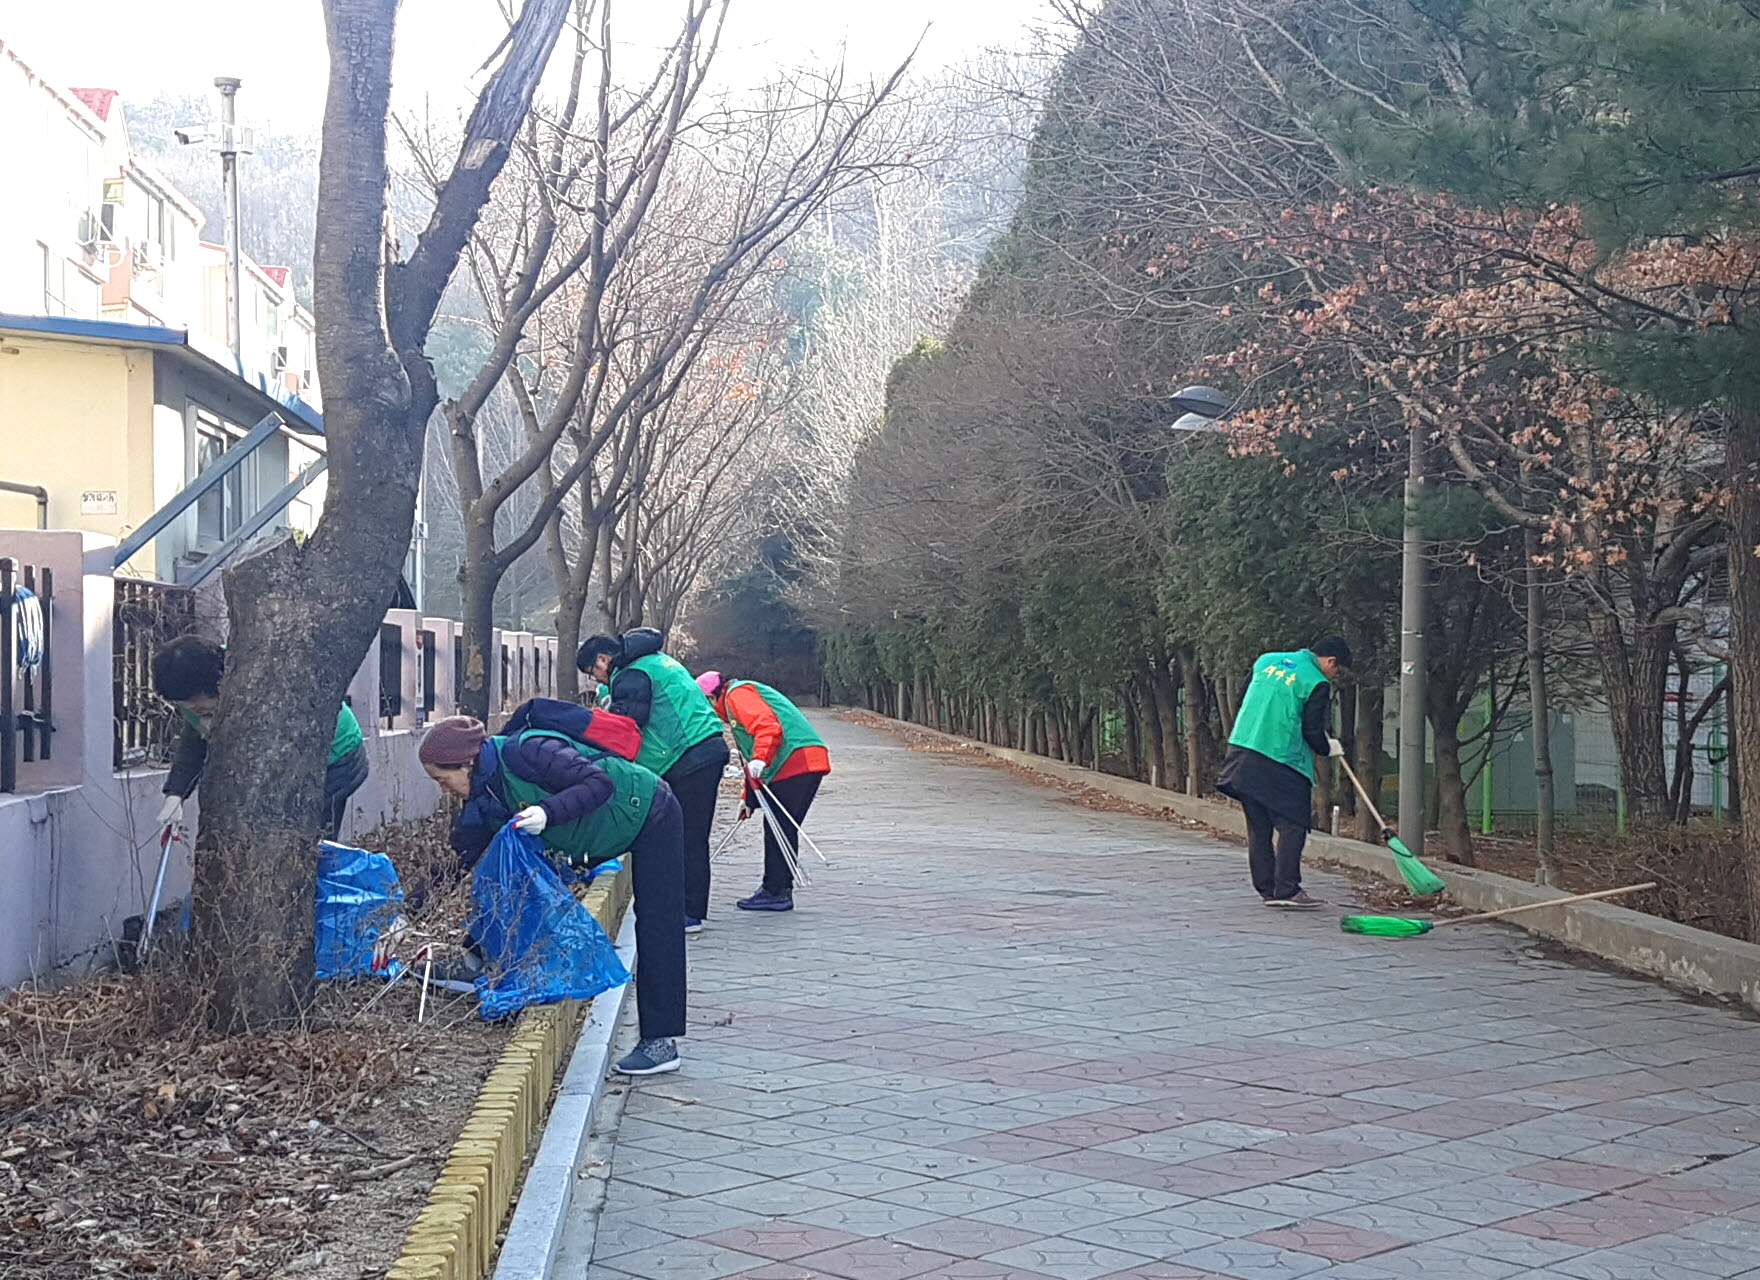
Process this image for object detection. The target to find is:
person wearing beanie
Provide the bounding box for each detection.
[152,634,368,841]
[696,672,830,914]
[1215,636,1353,908]
[421,714,689,1076]
[576,629,728,937]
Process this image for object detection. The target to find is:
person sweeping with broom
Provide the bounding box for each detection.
[1216,637,1352,909]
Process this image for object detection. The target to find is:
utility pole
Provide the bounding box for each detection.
[215,77,244,366]
[1397,421,1428,855]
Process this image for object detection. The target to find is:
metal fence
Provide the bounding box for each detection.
[112,577,196,771]
[2,557,55,792]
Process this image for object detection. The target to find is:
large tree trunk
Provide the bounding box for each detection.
[196,0,569,1031]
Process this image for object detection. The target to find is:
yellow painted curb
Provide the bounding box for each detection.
[385,864,634,1280]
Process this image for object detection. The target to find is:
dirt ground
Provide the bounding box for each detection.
[0,815,508,1280]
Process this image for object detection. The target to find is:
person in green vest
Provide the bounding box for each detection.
[1215,637,1351,908]
[420,714,688,1076]
[152,635,368,841]
[695,672,831,913]
[577,629,729,936]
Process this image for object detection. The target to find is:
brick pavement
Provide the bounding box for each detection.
[557,716,1760,1279]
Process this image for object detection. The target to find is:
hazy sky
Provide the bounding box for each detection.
[10,0,1052,132]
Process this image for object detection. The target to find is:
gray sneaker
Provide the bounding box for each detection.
[615,1038,680,1076]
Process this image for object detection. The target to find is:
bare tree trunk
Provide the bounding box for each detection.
[457,516,502,719]
[1137,672,1165,787]
[1526,528,1559,885]
[1354,683,1385,841]
[1178,648,1211,795]
[1337,684,1358,825]
[1432,716,1477,865]
[1585,601,1674,821]
[1150,663,1184,789]
[195,0,569,1031]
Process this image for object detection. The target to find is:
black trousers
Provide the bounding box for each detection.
[1242,795,1307,900]
[760,772,822,894]
[320,745,371,841]
[665,739,730,921]
[626,782,687,1040]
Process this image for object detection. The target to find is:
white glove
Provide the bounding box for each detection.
[514,805,549,835]
[1327,737,1346,758]
[745,759,767,780]
[156,795,185,828]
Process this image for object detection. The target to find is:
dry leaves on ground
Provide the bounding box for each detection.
[0,815,507,1280]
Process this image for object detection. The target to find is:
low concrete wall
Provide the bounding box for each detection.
[894,722,1760,1015]
[0,529,446,988]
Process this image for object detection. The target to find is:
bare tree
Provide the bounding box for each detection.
[424,5,912,716]
[195,0,572,1030]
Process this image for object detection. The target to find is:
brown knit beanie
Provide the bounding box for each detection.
[420,715,486,767]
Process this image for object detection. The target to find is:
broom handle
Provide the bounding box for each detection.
[1433,882,1657,927]
[1334,755,1393,836]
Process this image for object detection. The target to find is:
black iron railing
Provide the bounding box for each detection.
[113,578,195,771]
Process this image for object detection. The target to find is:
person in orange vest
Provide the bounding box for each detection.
[695,673,829,912]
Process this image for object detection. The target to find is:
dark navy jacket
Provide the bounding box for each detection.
[449,734,616,869]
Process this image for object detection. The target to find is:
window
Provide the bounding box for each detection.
[41,245,99,318]
[193,410,250,544]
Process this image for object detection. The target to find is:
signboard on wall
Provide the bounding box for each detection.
[81,490,118,515]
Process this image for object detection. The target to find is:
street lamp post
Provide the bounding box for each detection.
[1397,422,1427,856]
[1167,387,1427,854]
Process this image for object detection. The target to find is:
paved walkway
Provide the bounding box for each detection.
[558,716,1760,1280]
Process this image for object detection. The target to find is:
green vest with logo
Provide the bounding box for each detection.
[491,730,657,866]
[617,652,725,776]
[1227,649,1328,782]
[724,681,824,783]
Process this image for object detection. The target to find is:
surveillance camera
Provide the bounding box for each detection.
[173,127,206,146]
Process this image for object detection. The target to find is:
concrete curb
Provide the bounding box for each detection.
[385,866,633,1280]
[489,909,638,1280]
[869,715,1760,1015]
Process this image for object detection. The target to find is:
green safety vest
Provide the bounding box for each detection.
[616,652,725,776]
[724,680,824,783]
[491,730,657,866]
[1227,649,1328,782]
[183,702,361,765]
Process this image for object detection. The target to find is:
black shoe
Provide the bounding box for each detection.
[736,887,793,912]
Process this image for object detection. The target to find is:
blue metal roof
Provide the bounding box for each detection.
[0,311,325,435]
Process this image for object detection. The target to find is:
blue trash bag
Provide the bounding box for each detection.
[467,823,630,1021]
[314,840,405,980]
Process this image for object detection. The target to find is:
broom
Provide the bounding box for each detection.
[1334,755,1447,897]
[1342,881,1656,936]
